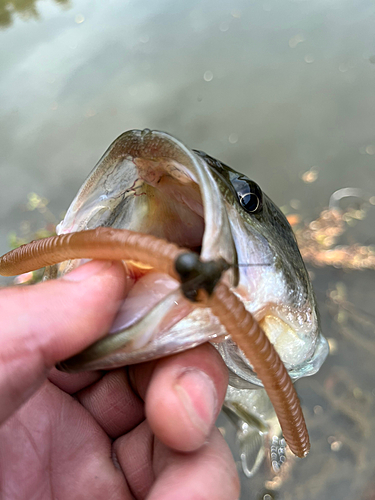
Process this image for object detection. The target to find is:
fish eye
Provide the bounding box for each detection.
[238,190,260,212]
[231,176,263,214]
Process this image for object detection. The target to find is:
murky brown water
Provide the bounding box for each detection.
[1,1,375,498]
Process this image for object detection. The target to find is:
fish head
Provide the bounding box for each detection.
[195,151,328,387]
[54,129,328,385]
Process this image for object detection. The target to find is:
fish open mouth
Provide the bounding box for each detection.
[55,129,327,380]
[56,129,237,370]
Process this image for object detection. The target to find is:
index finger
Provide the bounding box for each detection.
[0,260,127,425]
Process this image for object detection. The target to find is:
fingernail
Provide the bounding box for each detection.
[63,260,113,282]
[174,369,217,435]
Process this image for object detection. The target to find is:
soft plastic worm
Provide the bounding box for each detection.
[0,228,310,457]
[206,282,310,458]
[0,228,186,279]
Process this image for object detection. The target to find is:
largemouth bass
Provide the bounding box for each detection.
[49,129,329,475]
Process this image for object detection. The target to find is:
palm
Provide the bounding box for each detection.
[1,373,132,498]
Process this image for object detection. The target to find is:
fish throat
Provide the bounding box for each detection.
[130,157,205,251]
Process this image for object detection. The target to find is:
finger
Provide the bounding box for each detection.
[48,367,103,394]
[112,420,155,499]
[74,343,228,446]
[131,343,229,452]
[114,424,239,500]
[0,260,128,424]
[149,428,240,500]
[76,368,144,438]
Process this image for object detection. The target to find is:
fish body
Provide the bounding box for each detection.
[51,130,328,475]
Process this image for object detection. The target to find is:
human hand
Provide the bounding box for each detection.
[0,260,240,499]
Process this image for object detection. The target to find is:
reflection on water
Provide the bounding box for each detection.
[290,197,375,270]
[0,0,70,29]
[1,1,375,499]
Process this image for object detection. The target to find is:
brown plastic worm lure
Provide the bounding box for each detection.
[0,227,310,457]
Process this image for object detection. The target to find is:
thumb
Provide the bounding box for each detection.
[0,260,127,425]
